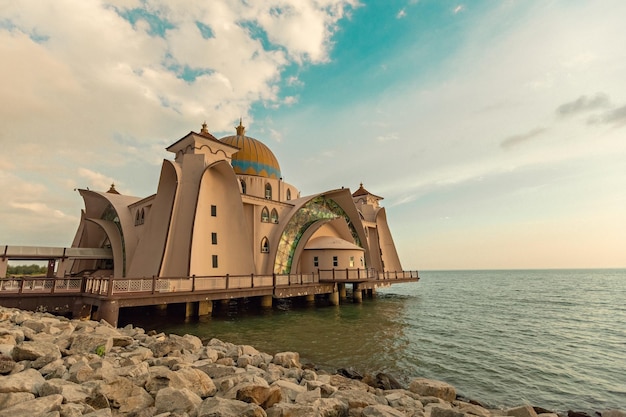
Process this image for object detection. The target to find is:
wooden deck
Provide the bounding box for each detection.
[0,269,419,326]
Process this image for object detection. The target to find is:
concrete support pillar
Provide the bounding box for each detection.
[55,259,69,278]
[0,257,8,278]
[338,283,347,299]
[260,295,273,308]
[305,294,315,303]
[97,301,119,327]
[198,300,213,316]
[329,291,340,306]
[352,283,363,303]
[185,302,198,318]
[72,300,91,320]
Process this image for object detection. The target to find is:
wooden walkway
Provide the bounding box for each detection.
[0,269,419,326]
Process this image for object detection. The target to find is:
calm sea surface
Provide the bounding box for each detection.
[123,269,626,413]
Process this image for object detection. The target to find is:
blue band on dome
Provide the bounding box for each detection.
[231,159,281,179]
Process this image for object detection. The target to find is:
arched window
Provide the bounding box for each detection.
[140,208,145,225]
[261,237,270,253]
[270,209,278,224]
[240,179,246,194]
[286,189,291,200]
[135,210,141,226]
[265,183,272,200]
[261,207,269,223]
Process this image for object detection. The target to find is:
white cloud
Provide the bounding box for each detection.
[453,5,464,14]
[0,0,358,245]
[397,9,407,19]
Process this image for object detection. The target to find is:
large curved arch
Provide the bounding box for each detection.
[85,218,124,277]
[273,190,367,274]
[127,160,180,277]
[189,160,254,276]
[375,207,403,272]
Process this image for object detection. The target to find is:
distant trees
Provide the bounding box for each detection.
[6,264,47,276]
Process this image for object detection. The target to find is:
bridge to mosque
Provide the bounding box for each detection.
[0,246,418,326]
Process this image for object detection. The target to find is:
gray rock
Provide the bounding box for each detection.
[0,367,45,394]
[506,405,539,417]
[457,401,492,417]
[118,386,154,414]
[271,379,307,402]
[154,386,202,415]
[330,388,387,409]
[295,386,321,404]
[12,341,62,363]
[409,379,457,402]
[272,352,301,369]
[0,393,63,417]
[145,365,188,395]
[175,366,217,398]
[40,379,93,403]
[70,334,113,356]
[431,405,467,417]
[197,396,267,417]
[363,404,409,417]
[267,398,349,417]
[0,391,35,409]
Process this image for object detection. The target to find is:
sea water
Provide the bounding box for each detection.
[124,269,626,413]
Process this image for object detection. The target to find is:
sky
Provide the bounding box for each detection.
[1,0,625,270]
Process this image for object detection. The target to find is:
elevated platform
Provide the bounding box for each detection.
[0,269,419,327]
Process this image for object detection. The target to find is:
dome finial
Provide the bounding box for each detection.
[236,118,245,136]
[201,121,209,134]
[107,183,120,194]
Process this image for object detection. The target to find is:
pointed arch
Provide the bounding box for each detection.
[265,183,272,200]
[261,206,270,223]
[261,237,270,253]
[270,208,279,224]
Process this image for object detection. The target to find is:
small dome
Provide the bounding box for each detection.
[219,121,281,179]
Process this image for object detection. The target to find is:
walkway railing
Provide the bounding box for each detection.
[0,269,418,297]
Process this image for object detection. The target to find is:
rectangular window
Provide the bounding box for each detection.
[212,255,218,268]
[349,256,354,267]
[211,232,217,245]
[313,256,319,267]
[333,256,338,267]
[211,205,217,217]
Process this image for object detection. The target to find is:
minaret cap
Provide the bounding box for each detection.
[236,118,245,136]
[107,183,120,194]
[200,121,209,135]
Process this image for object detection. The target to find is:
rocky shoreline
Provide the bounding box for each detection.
[0,306,623,417]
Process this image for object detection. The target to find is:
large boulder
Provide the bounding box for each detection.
[362,404,409,417]
[175,366,217,398]
[40,379,93,403]
[409,378,457,402]
[154,386,202,415]
[198,396,267,417]
[0,368,45,394]
[0,392,35,409]
[0,393,63,417]
[507,405,539,417]
[70,333,113,356]
[272,352,301,369]
[331,389,387,409]
[12,340,62,364]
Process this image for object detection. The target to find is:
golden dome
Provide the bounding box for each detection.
[220,120,282,179]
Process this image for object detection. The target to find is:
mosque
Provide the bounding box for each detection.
[64,121,403,279]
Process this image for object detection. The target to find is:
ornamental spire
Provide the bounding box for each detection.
[236,118,245,136]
